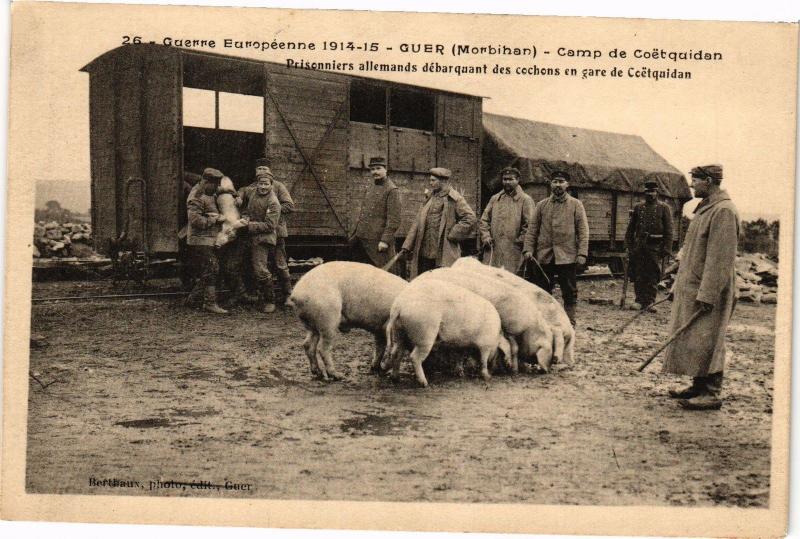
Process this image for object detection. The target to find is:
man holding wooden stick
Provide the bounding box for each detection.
[662,164,740,411]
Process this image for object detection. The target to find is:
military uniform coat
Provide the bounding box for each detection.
[186,182,222,247]
[523,194,589,265]
[479,186,535,272]
[402,186,476,279]
[352,178,401,267]
[662,190,740,377]
[239,179,294,238]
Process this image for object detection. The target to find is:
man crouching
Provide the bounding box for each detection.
[242,171,282,313]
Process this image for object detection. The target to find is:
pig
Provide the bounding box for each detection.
[417,267,554,372]
[287,261,408,380]
[451,256,575,365]
[214,176,249,248]
[384,279,511,387]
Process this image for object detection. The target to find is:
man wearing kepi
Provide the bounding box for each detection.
[624,179,674,311]
[479,166,535,272]
[185,167,228,314]
[238,158,295,305]
[401,167,477,278]
[241,171,282,313]
[522,170,589,327]
[350,156,401,270]
[663,164,740,411]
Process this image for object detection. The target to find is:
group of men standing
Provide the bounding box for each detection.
[351,157,739,411]
[184,158,294,315]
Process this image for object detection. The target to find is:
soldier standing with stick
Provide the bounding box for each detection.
[662,165,740,411]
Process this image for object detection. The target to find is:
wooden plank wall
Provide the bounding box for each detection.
[265,67,349,237]
[114,62,145,250]
[88,61,117,254]
[143,52,181,253]
[577,189,613,240]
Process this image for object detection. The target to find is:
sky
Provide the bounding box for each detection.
[10,1,798,224]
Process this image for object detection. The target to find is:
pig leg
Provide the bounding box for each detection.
[302,330,321,377]
[409,341,434,388]
[507,335,519,374]
[316,326,343,381]
[370,331,387,373]
[552,327,565,365]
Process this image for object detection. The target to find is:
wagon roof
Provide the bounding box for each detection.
[80,44,485,99]
[483,112,692,200]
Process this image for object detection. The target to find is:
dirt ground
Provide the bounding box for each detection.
[26,276,774,507]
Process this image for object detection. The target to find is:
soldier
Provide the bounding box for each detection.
[241,171,281,313]
[400,167,477,279]
[663,164,739,411]
[479,166,535,272]
[238,157,295,305]
[350,156,401,270]
[184,167,228,314]
[624,179,674,311]
[522,170,589,326]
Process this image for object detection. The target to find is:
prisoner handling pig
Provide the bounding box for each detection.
[451,256,575,365]
[214,176,249,248]
[417,267,554,372]
[286,261,408,380]
[384,279,511,387]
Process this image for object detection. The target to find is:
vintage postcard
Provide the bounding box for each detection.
[2,1,798,537]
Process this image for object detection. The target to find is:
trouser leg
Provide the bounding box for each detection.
[273,237,292,305]
[418,256,438,275]
[556,263,578,306]
[187,245,219,307]
[252,242,276,311]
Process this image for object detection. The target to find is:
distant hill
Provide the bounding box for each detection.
[35,180,91,213]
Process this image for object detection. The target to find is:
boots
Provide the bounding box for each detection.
[184,284,204,308]
[564,303,576,327]
[277,269,293,306]
[202,286,228,314]
[233,283,259,306]
[260,281,276,313]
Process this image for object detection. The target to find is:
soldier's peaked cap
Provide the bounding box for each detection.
[429,167,452,179]
[368,156,387,168]
[202,168,224,182]
[690,164,723,182]
[254,157,271,168]
[644,180,659,191]
[500,166,521,178]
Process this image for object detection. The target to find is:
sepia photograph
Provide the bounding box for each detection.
[2,1,798,537]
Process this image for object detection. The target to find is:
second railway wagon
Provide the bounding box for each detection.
[81,44,482,259]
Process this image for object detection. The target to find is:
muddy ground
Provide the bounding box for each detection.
[26,277,774,507]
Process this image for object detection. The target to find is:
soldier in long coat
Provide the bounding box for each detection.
[350,156,401,271]
[624,179,674,310]
[663,165,740,411]
[401,167,477,279]
[479,166,535,272]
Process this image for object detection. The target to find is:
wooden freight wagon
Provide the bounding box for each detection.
[80,44,482,259]
[481,113,692,271]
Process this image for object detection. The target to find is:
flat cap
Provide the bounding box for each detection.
[690,164,723,181]
[368,156,387,168]
[256,169,274,180]
[429,167,452,180]
[551,170,570,182]
[255,157,271,168]
[202,167,224,182]
[500,166,521,178]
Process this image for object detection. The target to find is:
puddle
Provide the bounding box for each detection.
[171,408,220,418]
[116,418,171,428]
[340,412,422,436]
[227,367,249,381]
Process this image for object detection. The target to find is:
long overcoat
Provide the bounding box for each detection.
[479,186,535,272]
[662,190,740,376]
[402,187,476,279]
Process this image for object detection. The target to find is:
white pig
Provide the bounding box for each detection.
[385,279,511,387]
[451,256,575,365]
[417,267,554,372]
[287,261,408,380]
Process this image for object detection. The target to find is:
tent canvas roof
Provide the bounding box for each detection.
[483,113,692,200]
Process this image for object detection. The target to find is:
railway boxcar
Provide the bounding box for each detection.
[80,44,482,260]
[481,113,691,271]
